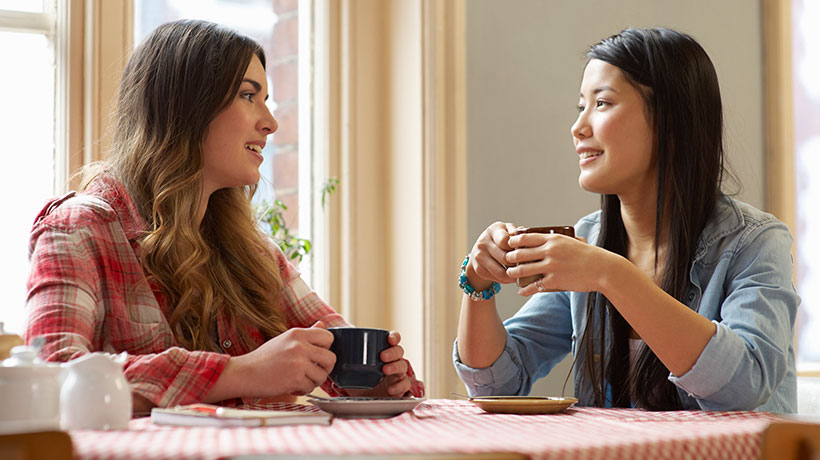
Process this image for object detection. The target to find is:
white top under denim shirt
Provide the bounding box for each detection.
[454,195,799,412]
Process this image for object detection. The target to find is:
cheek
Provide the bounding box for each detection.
[205,117,242,153]
[629,120,656,166]
[201,133,217,163]
[595,117,620,147]
[201,132,227,167]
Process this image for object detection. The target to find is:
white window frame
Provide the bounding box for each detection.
[298,0,333,300]
[0,2,58,189]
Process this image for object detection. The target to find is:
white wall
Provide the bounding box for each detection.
[465,0,764,397]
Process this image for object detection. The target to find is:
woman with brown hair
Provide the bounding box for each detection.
[25,19,422,413]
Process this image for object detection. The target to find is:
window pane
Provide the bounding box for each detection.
[0,31,55,334]
[0,0,46,13]
[795,0,820,365]
[133,0,303,263]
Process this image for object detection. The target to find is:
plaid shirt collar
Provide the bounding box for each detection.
[84,172,148,243]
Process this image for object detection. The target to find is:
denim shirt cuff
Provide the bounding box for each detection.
[668,321,743,399]
[452,334,519,395]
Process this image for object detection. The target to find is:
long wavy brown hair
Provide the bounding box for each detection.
[87,19,288,351]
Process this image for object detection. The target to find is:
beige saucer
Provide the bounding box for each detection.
[469,396,578,414]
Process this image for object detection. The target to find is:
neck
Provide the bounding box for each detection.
[619,191,667,279]
[620,194,658,253]
[197,184,214,227]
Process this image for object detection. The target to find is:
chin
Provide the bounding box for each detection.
[243,171,261,187]
[578,175,604,194]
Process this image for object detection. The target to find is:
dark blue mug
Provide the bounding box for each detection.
[328,327,389,389]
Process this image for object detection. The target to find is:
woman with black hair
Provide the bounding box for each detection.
[454,28,798,412]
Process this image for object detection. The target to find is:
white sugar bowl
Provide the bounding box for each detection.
[0,343,62,434]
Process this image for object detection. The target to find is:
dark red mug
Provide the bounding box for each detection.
[510,226,575,288]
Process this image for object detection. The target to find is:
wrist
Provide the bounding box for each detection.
[459,255,501,301]
[598,253,630,297]
[205,354,247,402]
[465,263,494,292]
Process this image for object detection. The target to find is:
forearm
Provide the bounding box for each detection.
[202,353,254,402]
[600,256,716,376]
[457,296,507,369]
[129,355,245,410]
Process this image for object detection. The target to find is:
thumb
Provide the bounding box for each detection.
[312,320,327,329]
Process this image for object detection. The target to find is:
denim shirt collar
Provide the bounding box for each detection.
[693,195,744,264]
[579,194,740,264]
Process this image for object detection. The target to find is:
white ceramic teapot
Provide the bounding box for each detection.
[60,351,132,430]
[0,339,62,434]
[0,338,132,433]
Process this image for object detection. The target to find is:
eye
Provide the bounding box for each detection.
[240,92,254,102]
[596,100,608,108]
[577,104,586,113]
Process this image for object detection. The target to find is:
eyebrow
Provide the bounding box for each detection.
[578,85,619,98]
[242,78,269,101]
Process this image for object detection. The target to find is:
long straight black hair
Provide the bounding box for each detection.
[579,28,727,410]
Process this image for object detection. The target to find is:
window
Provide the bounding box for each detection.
[794,0,820,368]
[134,0,319,286]
[0,1,58,335]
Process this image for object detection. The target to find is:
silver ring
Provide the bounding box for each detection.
[535,277,544,292]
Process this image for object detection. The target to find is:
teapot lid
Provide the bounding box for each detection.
[2,337,52,369]
[4,345,41,367]
[63,351,129,369]
[0,338,60,376]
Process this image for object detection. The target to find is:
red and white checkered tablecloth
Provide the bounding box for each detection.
[69,399,778,460]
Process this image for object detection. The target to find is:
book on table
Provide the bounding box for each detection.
[150,403,331,427]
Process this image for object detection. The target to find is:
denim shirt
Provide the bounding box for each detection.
[454,196,799,412]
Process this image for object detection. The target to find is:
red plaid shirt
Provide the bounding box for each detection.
[25,174,423,407]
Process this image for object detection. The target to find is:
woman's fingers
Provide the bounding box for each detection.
[489,222,516,251]
[471,248,516,284]
[464,221,524,286]
[382,356,409,376]
[310,346,337,374]
[507,232,553,249]
[304,359,331,387]
[380,344,405,365]
[296,327,334,347]
[386,374,411,396]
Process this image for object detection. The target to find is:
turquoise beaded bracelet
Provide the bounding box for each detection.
[458,255,501,301]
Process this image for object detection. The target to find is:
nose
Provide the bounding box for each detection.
[570,111,590,140]
[260,104,278,135]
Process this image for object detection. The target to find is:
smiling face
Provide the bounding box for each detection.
[201,55,277,196]
[570,59,657,201]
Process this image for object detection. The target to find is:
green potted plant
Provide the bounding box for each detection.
[255,178,338,263]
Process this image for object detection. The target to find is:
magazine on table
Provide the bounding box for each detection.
[151,403,331,427]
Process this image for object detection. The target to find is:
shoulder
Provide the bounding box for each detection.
[28,193,125,262]
[28,176,136,257]
[696,196,792,263]
[31,172,144,238]
[574,209,602,246]
[31,192,119,234]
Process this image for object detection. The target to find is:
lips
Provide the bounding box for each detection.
[244,143,263,154]
[579,150,603,159]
